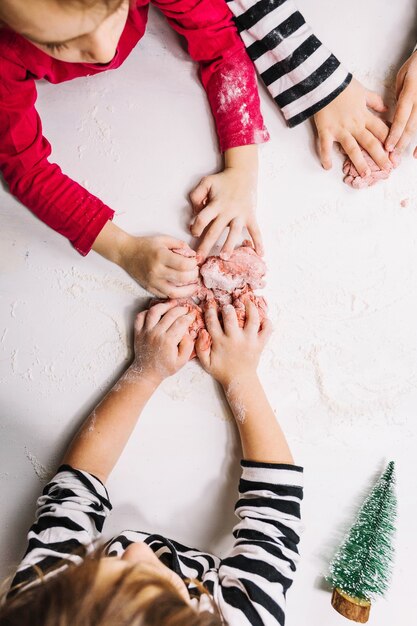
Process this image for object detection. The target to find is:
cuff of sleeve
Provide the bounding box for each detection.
[241,460,304,487]
[56,464,112,509]
[286,72,352,127]
[220,127,270,152]
[72,201,114,256]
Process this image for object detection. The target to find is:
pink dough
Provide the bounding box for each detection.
[343,148,401,189]
[150,241,268,358]
[200,240,266,292]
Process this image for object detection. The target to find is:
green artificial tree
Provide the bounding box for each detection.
[326,461,397,623]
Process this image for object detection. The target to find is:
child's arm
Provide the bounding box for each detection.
[196,300,292,463]
[385,49,417,157]
[0,43,197,299]
[8,302,195,593]
[228,0,392,176]
[63,301,195,482]
[151,0,269,260]
[195,301,303,625]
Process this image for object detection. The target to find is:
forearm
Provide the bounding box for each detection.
[223,373,294,464]
[224,144,258,173]
[62,366,159,482]
[91,219,132,265]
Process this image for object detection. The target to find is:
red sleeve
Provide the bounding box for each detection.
[0,55,114,255]
[151,0,269,152]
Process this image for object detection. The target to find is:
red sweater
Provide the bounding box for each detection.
[0,0,269,255]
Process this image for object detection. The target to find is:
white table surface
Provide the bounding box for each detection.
[0,1,416,624]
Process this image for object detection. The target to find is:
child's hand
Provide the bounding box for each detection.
[195,300,272,387]
[121,235,199,298]
[314,78,392,176]
[132,301,196,384]
[189,145,261,261]
[386,51,417,156]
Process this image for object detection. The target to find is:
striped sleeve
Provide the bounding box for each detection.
[226,0,352,127]
[216,461,303,626]
[9,465,112,593]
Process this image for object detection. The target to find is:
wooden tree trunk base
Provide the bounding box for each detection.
[331,588,371,623]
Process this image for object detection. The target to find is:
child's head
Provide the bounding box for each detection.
[0,0,130,64]
[0,543,223,626]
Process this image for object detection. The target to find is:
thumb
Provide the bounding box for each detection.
[189,177,211,215]
[195,329,211,368]
[365,90,388,113]
[178,334,195,363]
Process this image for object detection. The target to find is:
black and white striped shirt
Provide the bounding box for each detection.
[227,0,352,127]
[10,461,303,626]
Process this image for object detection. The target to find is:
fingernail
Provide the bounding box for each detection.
[220,252,230,260]
[387,144,394,152]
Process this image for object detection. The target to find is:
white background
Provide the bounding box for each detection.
[0,1,416,624]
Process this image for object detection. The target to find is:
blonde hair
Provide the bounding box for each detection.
[0,548,224,626]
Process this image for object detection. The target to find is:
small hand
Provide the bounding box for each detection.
[386,50,417,156]
[314,78,392,176]
[132,301,196,384]
[195,300,272,386]
[189,147,262,261]
[121,235,199,298]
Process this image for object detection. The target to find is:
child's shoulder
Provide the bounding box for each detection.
[0,28,33,72]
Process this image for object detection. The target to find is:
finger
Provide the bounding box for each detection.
[168,313,196,344]
[358,129,392,172]
[365,112,390,144]
[196,218,227,260]
[339,134,370,177]
[148,286,168,299]
[165,250,198,273]
[396,106,417,153]
[164,267,199,286]
[318,132,334,170]
[189,177,211,214]
[204,304,222,339]
[134,310,147,333]
[385,98,413,151]
[171,246,196,259]
[244,300,260,335]
[161,236,196,255]
[414,145,417,158]
[178,334,195,363]
[259,317,273,344]
[160,281,199,299]
[195,329,211,367]
[247,219,264,256]
[220,219,242,260]
[156,305,190,333]
[221,304,239,336]
[145,300,178,329]
[365,90,388,113]
[390,148,402,168]
[190,205,219,238]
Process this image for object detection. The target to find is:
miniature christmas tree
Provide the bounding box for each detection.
[326,461,397,623]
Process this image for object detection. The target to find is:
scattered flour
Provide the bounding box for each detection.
[24,447,50,481]
[225,380,247,424]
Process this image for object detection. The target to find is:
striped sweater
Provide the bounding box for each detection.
[227,0,352,127]
[10,461,303,626]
